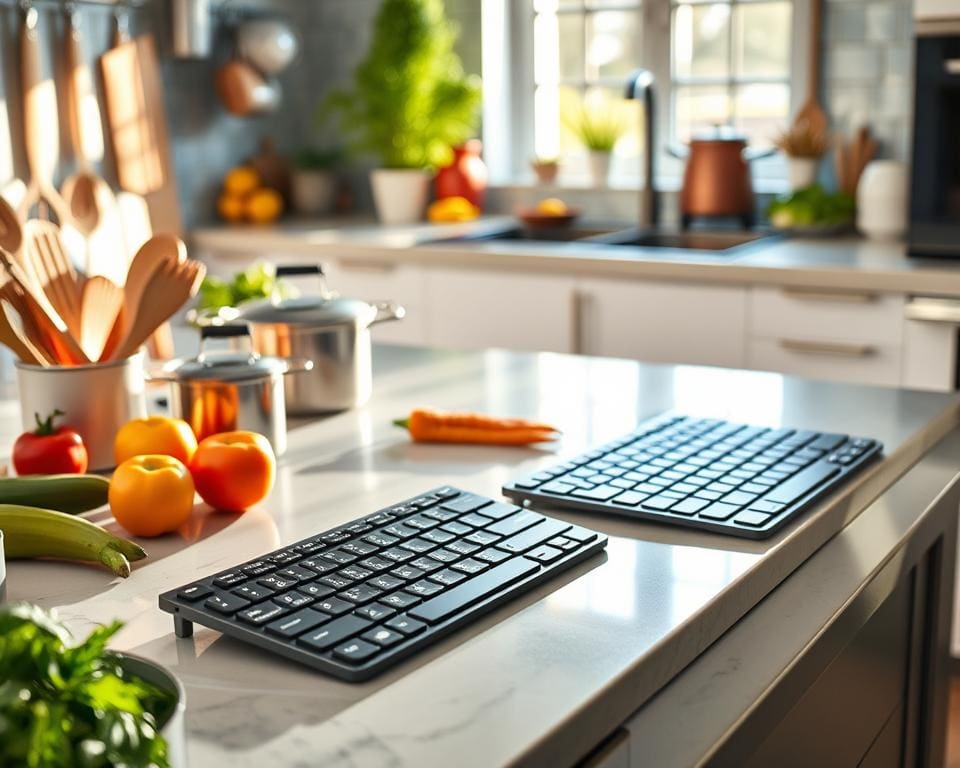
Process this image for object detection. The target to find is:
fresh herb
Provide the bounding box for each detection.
[294,147,342,171]
[322,0,481,170]
[767,184,856,229]
[197,262,291,311]
[0,603,176,768]
[564,100,626,153]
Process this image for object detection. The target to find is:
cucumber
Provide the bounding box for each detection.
[0,474,110,514]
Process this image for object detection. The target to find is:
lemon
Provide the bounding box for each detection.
[428,196,480,223]
[535,197,568,216]
[224,166,260,196]
[217,192,247,222]
[245,188,284,224]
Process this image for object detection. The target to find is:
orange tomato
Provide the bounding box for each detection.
[109,455,196,537]
[114,416,198,466]
[190,431,276,512]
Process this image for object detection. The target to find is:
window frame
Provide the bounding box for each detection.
[481,0,813,189]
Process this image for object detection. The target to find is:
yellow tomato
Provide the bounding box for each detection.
[217,192,247,222]
[109,455,195,537]
[535,197,568,216]
[223,165,260,196]
[245,188,284,224]
[427,196,480,223]
[114,416,198,466]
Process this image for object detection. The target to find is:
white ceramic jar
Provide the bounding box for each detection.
[857,160,909,240]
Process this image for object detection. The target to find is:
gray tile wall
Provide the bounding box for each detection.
[823,0,914,161]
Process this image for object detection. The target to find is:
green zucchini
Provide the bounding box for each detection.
[0,474,110,514]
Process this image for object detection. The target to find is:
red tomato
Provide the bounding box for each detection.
[13,409,88,475]
[190,431,275,512]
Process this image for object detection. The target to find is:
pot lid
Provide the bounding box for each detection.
[238,295,377,328]
[162,350,289,383]
[690,125,748,143]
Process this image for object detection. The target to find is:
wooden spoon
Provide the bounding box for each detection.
[115,233,185,337]
[80,275,123,362]
[0,196,22,255]
[792,0,827,138]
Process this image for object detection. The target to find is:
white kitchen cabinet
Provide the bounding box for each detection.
[423,267,576,353]
[577,278,748,368]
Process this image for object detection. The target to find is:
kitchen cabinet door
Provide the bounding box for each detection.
[577,278,748,368]
[423,267,576,353]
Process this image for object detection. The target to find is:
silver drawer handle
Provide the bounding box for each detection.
[780,288,877,304]
[779,339,877,358]
[336,258,396,273]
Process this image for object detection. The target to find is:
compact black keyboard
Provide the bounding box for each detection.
[160,487,607,681]
[504,414,882,540]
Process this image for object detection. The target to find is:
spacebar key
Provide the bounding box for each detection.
[762,463,842,505]
[410,558,540,624]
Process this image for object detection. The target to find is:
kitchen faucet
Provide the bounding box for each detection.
[624,69,657,230]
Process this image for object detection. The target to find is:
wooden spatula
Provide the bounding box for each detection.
[792,0,827,138]
[0,296,47,365]
[80,275,123,362]
[22,220,83,340]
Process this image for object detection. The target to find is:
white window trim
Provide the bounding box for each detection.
[482,0,812,192]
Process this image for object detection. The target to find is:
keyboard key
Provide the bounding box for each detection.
[734,510,772,527]
[548,536,578,551]
[315,596,354,616]
[274,590,314,609]
[411,556,444,573]
[391,564,425,580]
[460,512,493,528]
[808,433,847,452]
[319,530,351,544]
[423,507,458,523]
[540,480,575,495]
[239,602,288,625]
[611,491,646,506]
[214,571,246,588]
[440,521,472,536]
[564,526,598,544]
[354,602,396,622]
[478,502,523,520]
[339,565,373,582]
[268,550,301,565]
[386,615,427,636]
[333,639,381,664]
[300,615,372,652]
[410,558,541,624]
[699,502,740,521]
[399,538,433,554]
[642,495,679,511]
[406,579,444,597]
[487,510,545,537]
[432,486,462,499]
[266,608,329,638]
[465,530,500,546]
[385,523,418,539]
[241,561,275,577]
[369,574,405,591]
[364,531,400,548]
[430,568,467,587]
[446,540,480,556]
[405,515,439,530]
[319,573,353,590]
[749,500,785,514]
[452,558,488,575]
[383,546,417,562]
[362,627,404,648]
[300,581,336,599]
[571,485,623,502]
[321,549,357,565]
[381,592,421,609]
[670,497,710,516]
[441,495,493,514]
[762,464,841,505]
[341,584,382,604]
[299,558,337,575]
[527,545,563,564]
[430,548,460,563]
[341,540,377,557]
[476,547,511,564]
[177,583,212,601]
[359,556,395,572]
[722,491,759,508]
[497,519,570,554]
[422,528,456,545]
[278,565,315,582]
[205,592,250,614]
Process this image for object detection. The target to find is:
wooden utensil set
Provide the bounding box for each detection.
[0,218,204,367]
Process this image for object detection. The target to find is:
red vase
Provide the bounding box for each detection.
[435,139,488,209]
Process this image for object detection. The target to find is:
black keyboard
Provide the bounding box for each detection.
[159,487,607,681]
[504,414,882,540]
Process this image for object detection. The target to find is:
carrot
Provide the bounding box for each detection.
[394,408,560,445]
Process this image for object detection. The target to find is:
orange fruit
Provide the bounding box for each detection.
[245,188,284,224]
[224,166,260,196]
[536,197,568,216]
[217,192,246,222]
[109,455,196,537]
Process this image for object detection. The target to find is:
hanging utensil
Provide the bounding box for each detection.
[791,0,828,138]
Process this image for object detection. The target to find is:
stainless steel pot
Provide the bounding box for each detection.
[151,325,311,456]
[233,265,405,414]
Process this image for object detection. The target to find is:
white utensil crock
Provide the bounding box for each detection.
[370,169,429,224]
[15,354,147,471]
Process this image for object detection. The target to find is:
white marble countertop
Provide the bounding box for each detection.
[190,217,960,297]
[5,345,960,767]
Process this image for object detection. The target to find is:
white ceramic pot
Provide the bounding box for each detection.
[291,170,336,215]
[857,160,908,240]
[237,19,299,75]
[787,157,818,191]
[370,169,430,224]
[588,151,611,187]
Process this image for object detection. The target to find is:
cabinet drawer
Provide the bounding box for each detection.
[749,287,905,345]
[747,337,902,387]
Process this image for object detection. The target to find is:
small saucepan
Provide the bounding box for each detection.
[150,324,311,456]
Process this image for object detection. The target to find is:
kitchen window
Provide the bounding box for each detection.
[482,0,809,189]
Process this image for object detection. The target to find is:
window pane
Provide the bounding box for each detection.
[535,85,562,158]
[673,4,731,80]
[558,12,585,82]
[733,83,789,145]
[734,2,792,78]
[674,85,731,141]
[534,12,559,85]
[587,11,641,79]
[534,0,559,11]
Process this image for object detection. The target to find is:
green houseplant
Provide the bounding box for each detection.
[564,100,626,187]
[324,0,481,223]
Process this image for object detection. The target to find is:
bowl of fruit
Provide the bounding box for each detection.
[517,197,580,229]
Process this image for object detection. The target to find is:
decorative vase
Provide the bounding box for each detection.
[435,139,488,208]
[370,168,430,224]
[291,170,336,215]
[787,157,818,191]
[588,151,611,187]
[857,160,908,241]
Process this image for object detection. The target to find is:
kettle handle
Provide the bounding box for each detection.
[666,143,689,159]
[370,300,406,326]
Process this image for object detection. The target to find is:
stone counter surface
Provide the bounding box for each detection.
[191,217,960,297]
[6,346,960,767]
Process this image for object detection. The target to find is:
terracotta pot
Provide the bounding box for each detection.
[435,139,488,208]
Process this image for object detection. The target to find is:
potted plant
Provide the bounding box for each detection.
[291,147,341,215]
[324,0,481,224]
[530,156,560,185]
[775,122,829,191]
[566,103,625,187]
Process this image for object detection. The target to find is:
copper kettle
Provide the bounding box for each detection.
[669,127,775,228]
